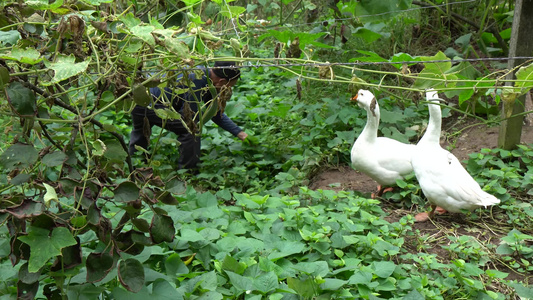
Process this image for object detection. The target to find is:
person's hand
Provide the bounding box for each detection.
[237,131,248,141]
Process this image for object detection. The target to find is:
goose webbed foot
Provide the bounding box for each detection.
[415,205,447,222]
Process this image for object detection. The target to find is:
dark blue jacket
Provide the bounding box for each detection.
[147,67,242,136]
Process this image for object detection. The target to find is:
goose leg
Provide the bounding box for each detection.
[372,185,394,199]
[434,206,447,215]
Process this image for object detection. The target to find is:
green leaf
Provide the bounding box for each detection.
[0,48,42,65]
[181,0,203,5]
[86,251,114,283]
[403,289,425,300]
[18,263,41,284]
[221,255,246,275]
[66,284,106,300]
[91,139,106,156]
[507,282,533,299]
[79,0,113,4]
[321,278,347,290]
[372,261,396,278]
[6,82,37,117]
[485,269,509,279]
[151,279,182,299]
[118,258,145,293]
[42,151,68,167]
[348,271,372,285]
[268,241,306,260]
[226,271,254,291]
[219,5,247,18]
[43,55,91,86]
[0,30,21,45]
[180,228,204,242]
[26,0,63,9]
[287,277,316,298]
[150,214,175,243]
[130,25,156,46]
[0,143,39,171]
[292,261,329,277]
[0,66,9,89]
[353,27,382,43]
[132,84,151,107]
[10,173,31,185]
[114,181,140,203]
[18,227,77,272]
[167,178,187,195]
[103,140,128,162]
[413,51,458,89]
[253,271,279,293]
[165,253,189,276]
[515,62,533,93]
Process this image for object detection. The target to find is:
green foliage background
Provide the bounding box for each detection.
[1,0,533,299]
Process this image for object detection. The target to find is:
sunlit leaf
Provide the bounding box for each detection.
[26,0,63,9]
[43,183,58,208]
[130,25,155,46]
[413,51,458,89]
[0,48,42,65]
[79,0,112,4]
[219,5,246,18]
[43,55,91,86]
[91,139,106,156]
[515,62,533,93]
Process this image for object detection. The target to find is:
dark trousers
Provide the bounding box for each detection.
[129,106,201,170]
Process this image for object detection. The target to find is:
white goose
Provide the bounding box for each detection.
[350,90,416,198]
[412,90,500,221]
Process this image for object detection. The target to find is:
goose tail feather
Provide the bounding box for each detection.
[479,192,501,207]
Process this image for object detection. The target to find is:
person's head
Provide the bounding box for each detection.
[209,61,241,90]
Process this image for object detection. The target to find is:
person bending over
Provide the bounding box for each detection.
[129,61,248,171]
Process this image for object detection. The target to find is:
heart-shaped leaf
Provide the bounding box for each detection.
[118,258,145,293]
[150,214,175,243]
[6,82,37,117]
[86,251,114,283]
[114,181,139,203]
